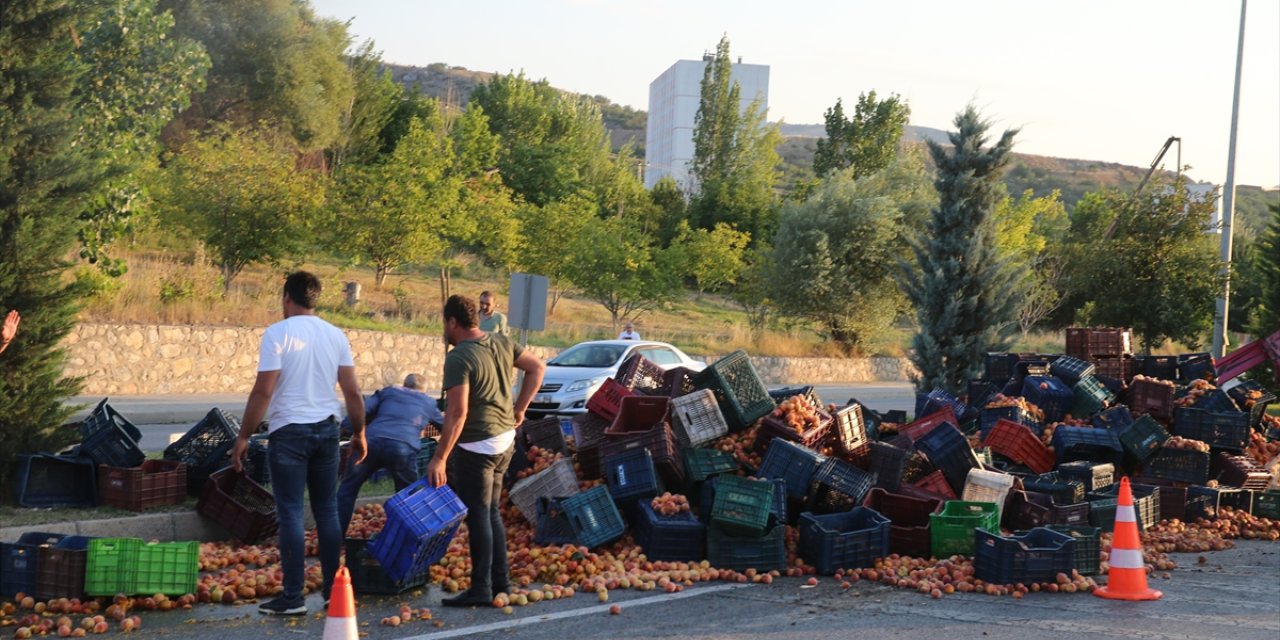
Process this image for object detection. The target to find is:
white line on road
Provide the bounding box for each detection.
[401,583,756,640]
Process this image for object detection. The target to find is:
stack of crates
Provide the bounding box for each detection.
[706,475,784,571]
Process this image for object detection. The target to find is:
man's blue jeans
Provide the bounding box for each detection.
[337,437,420,535]
[268,418,341,601]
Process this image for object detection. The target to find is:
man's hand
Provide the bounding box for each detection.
[426,456,448,489]
[513,409,526,428]
[230,437,249,473]
[349,431,368,466]
[0,310,19,352]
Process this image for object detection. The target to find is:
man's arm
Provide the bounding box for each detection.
[511,350,545,427]
[231,370,279,472]
[337,365,367,465]
[427,384,468,488]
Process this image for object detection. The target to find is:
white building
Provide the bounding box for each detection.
[1186,182,1222,233]
[644,55,769,190]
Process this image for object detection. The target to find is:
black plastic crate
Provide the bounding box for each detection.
[14,454,97,508]
[979,406,1042,439]
[1014,525,1100,576]
[77,399,145,468]
[164,408,241,496]
[1190,388,1238,413]
[1056,461,1114,492]
[706,518,786,572]
[866,441,910,492]
[1172,407,1250,451]
[799,507,891,574]
[1115,414,1170,465]
[1142,447,1210,484]
[967,380,1002,415]
[1092,405,1135,431]
[1226,380,1276,428]
[1089,483,1161,531]
[768,385,822,408]
[807,458,875,515]
[1135,355,1179,381]
[921,388,968,423]
[756,438,826,500]
[984,353,1020,383]
[1186,486,1250,520]
[1022,472,1086,505]
[632,501,705,562]
[1134,478,1189,522]
[847,397,884,441]
[534,496,578,546]
[1050,357,1097,386]
[1178,353,1216,384]
[975,527,1075,585]
[78,399,142,443]
[345,537,428,595]
[1088,497,1117,531]
[1,532,69,597]
[914,421,981,497]
[603,448,662,504]
[1051,426,1125,467]
[1022,376,1076,423]
[520,417,570,456]
[246,434,270,485]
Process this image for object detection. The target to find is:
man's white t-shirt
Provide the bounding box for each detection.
[457,430,516,455]
[618,329,641,340]
[258,315,354,432]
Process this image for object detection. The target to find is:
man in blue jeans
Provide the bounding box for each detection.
[230,272,366,616]
[336,373,442,535]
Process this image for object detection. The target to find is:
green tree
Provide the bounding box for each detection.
[154,126,324,291]
[774,155,935,353]
[328,115,458,288]
[812,91,910,179]
[648,176,688,247]
[453,104,520,278]
[992,188,1071,336]
[730,245,777,344]
[516,193,597,313]
[669,222,750,298]
[1246,202,1280,337]
[687,36,781,240]
[899,106,1022,394]
[329,40,402,176]
[159,0,355,151]
[563,217,676,329]
[1073,180,1224,351]
[1,0,109,494]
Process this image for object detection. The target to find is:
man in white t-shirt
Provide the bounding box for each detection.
[230,272,366,616]
[618,321,640,340]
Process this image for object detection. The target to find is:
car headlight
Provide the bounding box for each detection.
[565,377,605,393]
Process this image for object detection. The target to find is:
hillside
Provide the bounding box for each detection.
[384,61,1278,231]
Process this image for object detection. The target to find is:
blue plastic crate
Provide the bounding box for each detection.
[1189,388,1238,413]
[798,507,891,575]
[345,537,428,595]
[534,496,578,546]
[78,399,142,442]
[1226,380,1275,427]
[806,458,875,515]
[414,438,438,479]
[974,527,1075,585]
[14,454,97,508]
[756,438,825,500]
[1092,405,1135,431]
[77,400,145,469]
[1177,353,1216,384]
[1,532,69,597]
[983,353,1021,383]
[1142,447,1210,484]
[561,485,626,548]
[1172,407,1250,451]
[967,381,1002,415]
[1135,355,1179,381]
[922,388,968,422]
[1050,357,1097,386]
[914,422,981,497]
[632,501,705,562]
[604,448,662,504]
[1022,376,1076,423]
[1051,426,1125,467]
[367,479,467,582]
[979,406,1041,439]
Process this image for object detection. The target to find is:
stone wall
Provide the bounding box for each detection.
[64,323,915,395]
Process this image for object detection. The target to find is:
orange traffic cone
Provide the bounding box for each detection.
[1095,477,1162,601]
[323,566,358,639]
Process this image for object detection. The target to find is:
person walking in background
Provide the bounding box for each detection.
[230,272,366,616]
[336,373,442,536]
[618,321,641,340]
[0,309,20,355]
[427,294,544,607]
[478,291,508,335]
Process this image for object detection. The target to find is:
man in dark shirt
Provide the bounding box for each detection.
[427,294,544,607]
[336,373,443,536]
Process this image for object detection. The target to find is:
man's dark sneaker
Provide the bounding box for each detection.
[441,590,492,608]
[258,597,307,616]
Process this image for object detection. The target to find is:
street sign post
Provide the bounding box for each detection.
[509,273,549,346]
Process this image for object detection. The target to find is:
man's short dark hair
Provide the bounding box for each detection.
[283,272,322,309]
[479,291,493,300]
[444,294,478,329]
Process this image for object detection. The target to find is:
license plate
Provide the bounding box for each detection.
[535,394,551,404]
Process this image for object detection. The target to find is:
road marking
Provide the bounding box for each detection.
[401,583,755,640]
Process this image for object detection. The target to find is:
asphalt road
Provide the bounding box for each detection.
[66,541,1280,640]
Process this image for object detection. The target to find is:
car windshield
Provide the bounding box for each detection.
[548,343,627,368]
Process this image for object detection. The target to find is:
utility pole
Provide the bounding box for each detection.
[1212,0,1247,359]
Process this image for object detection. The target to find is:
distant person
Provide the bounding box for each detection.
[618,321,641,340]
[336,373,443,536]
[230,271,365,616]
[478,291,508,335]
[0,309,19,355]
[427,294,545,608]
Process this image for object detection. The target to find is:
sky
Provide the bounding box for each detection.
[310,0,1280,189]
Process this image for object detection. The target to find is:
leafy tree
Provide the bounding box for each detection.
[774,156,935,353]
[687,36,781,240]
[648,176,688,247]
[1,0,109,494]
[812,91,910,179]
[73,0,209,275]
[992,188,1071,336]
[1246,202,1280,337]
[1073,179,1224,351]
[329,40,402,176]
[453,103,521,277]
[898,106,1022,394]
[669,222,750,298]
[160,0,355,151]
[563,217,676,329]
[730,245,777,344]
[153,126,324,291]
[515,193,597,313]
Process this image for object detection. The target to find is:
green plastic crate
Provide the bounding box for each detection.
[84,538,142,596]
[709,475,774,536]
[1254,490,1280,520]
[682,448,739,484]
[929,501,999,558]
[692,350,775,432]
[134,541,198,596]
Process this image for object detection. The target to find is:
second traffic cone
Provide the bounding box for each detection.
[324,566,358,640]
[1095,477,1162,601]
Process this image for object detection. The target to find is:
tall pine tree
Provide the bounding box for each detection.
[0,0,105,490]
[899,106,1022,394]
[1249,203,1280,338]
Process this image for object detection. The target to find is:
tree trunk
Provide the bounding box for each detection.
[549,288,565,314]
[375,264,390,290]
[221,262,237,295]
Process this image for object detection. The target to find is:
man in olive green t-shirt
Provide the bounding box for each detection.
[478,291,508,335]
[428,294,544,608]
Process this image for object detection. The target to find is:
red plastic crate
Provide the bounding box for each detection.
[1127,378,1177,423]
[98,460,187,511]
[1066,327,1132,358]
[862,488,942,558]
[196,468,278,543]
[901,407,959,443]
[983,419,1055,474]
[1216,453,1272,490]
[911,470,958,501]
[614,354,666,394]
[752,410,833,453]
[586,378,633,422]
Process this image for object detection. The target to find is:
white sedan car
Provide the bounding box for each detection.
[525,340,706,419]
